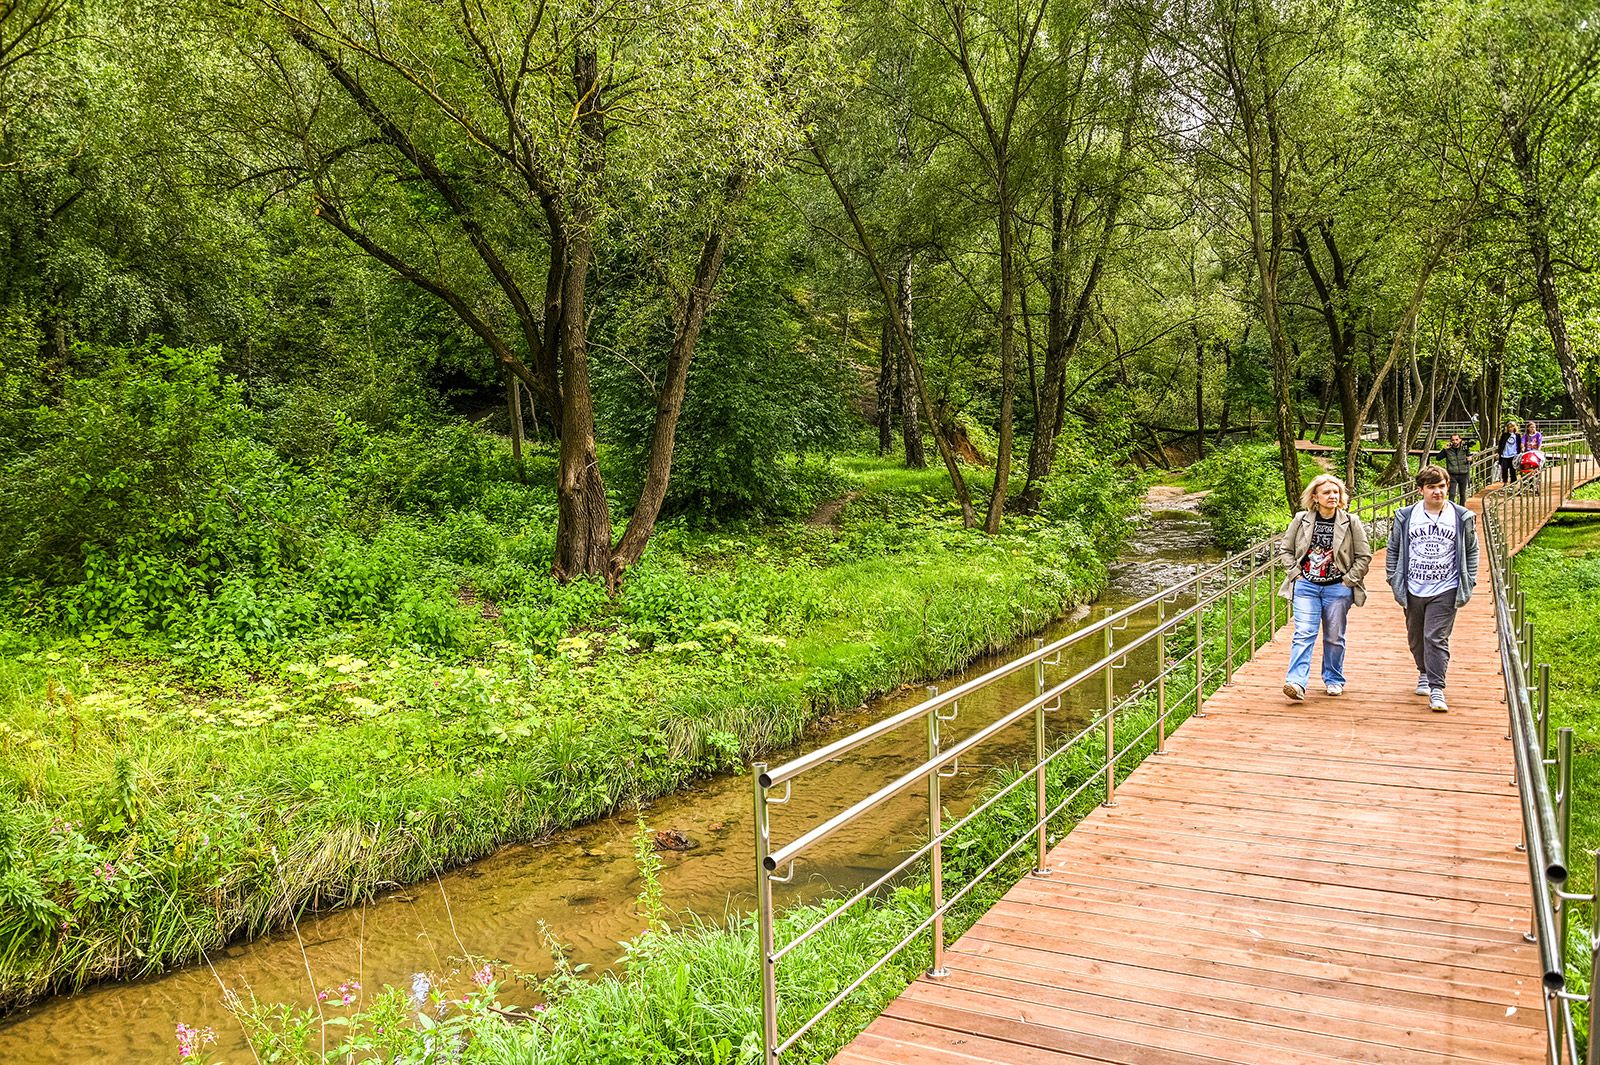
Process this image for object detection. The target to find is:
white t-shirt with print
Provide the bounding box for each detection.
[1406,502,1459,598]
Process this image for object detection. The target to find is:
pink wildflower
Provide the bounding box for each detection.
[175,1023,216,1060]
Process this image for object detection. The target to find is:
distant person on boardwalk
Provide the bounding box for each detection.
[1497,423,1522,484]
[1386,465,1479,713]
[1436,433,1472,506]
[1278,474,1372,702]
[1522,420,1545,474]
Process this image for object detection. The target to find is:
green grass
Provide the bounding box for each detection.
[0,452,1119,1014]
[1516,516,1600,1038]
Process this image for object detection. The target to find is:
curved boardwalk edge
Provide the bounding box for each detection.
[833,493,1544,1065]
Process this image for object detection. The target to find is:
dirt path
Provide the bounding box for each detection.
[806,490,861,526]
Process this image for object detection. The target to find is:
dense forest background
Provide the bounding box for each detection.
[4,0,1600,595]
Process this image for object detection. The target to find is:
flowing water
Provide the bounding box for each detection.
[0,511,1218,1064]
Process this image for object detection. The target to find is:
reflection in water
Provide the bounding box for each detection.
[0,513,1218,1064]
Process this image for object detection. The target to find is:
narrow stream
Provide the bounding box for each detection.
[0,511,1217,1063]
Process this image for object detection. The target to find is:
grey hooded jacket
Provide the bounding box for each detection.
[1385,501,1479,608]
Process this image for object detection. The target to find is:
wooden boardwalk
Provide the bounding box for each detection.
[835,498,1544,1064]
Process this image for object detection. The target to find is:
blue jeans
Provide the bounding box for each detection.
[1286,579,1353,689]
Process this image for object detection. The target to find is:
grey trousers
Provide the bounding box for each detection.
[1404,591,1459,688]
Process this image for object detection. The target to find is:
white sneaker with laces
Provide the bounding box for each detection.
[1283,681,1305,702]
[1325,683,1344,696]
[1429,688,1449,712]
[1414,676,1430,696]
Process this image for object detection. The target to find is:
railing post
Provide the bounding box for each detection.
[1539,662,1551,765]
[1103,609,1118,807]
[1032,641,1050,877]
[1224,566,1235,685]
[1249,558,1258,654]
[754,765,779,1065]
[1557,725,1572,961]
[926,689,948,978]
[1156,599,1168,755]
[1194,574,1207,719]
[1268,559,1277,638]
[1589,849,1600,1065]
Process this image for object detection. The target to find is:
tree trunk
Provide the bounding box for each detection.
[877,320,895,456]
[552,228,614,581]
[1344,236,1447,487]
[1194,338,1206,458]
[896,257,927,469]
[507,368,525,483]
[1019,61,1140,512]
[1221,333,1237,439]
[985,166,1017,533]
[553,50,614,583]
[611,172,750,576]
[808,136,976,525]
[1021,167,1071,511]
[1233,19,1302,509]
[1312,386,1332,443]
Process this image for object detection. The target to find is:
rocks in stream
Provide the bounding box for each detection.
[651,828,698,851]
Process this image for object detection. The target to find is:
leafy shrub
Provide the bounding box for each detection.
[502,577,611,652]
[1193,444,1288,550]
[1039,441,1145,559]
[316,536,410,619]
[0,345,250,591]
[259,384,368,466]
[437,511,500,565]
[392,588,472,651]
[346,420,503,515]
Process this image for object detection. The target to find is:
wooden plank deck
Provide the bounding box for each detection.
[834,497,1545,1064]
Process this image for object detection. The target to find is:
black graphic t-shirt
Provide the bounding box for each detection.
[1300,514,1343,585]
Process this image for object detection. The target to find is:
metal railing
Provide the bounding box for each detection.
[1346,418,1582,444]
[1479,437,1600,1064]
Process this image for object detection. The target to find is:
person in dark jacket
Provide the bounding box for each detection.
[1386,465,1479,713]
[1436,433,1472,506]
[1497,424,1522,484]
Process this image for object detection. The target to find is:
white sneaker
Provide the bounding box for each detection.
[1414,676,1431,696]
[1283,681,1305,702]
[1430,689,1449,712]
[1325,684,1344,696]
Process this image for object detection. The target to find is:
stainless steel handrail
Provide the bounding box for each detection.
[752,432,1595,1065]
[1479,437,1600,1063]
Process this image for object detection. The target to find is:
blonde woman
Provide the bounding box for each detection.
[1277,474,1373,700]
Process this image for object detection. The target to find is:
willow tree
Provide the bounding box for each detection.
[214,0,835,583]
[1172,0,1351,507]
[1465,0,1600,459]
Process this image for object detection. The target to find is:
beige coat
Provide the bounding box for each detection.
[1276,508,1373,606]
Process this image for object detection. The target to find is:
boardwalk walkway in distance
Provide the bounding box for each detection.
[834,492,1544,1065]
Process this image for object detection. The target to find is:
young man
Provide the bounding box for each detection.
[1386,465,1479,712]
[1436,433,1473,506]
